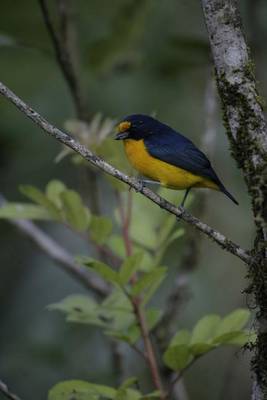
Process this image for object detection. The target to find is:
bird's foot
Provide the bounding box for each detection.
[176,204,186,221]
[135,179,146,193]
[136,179,161,192]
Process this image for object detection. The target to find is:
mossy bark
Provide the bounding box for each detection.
[201,0,267,398]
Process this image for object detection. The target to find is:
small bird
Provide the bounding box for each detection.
[115,114,238,207]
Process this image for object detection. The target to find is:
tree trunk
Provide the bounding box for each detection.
[201,0,267,398]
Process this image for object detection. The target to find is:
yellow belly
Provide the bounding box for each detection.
[124,139,219,190]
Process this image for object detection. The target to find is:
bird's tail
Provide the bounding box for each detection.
[220,185,239,205]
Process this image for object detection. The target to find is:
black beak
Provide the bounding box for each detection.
[115,131,129,140]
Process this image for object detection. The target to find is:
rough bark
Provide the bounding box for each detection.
[201,0,267,397]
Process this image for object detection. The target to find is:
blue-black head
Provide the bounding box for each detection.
[115,114,165,141]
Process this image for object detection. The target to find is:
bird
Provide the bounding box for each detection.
[115,114,238,207]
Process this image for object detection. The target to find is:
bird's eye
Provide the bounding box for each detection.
[118,121,131,132]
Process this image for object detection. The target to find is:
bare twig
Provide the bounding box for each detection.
[111,342,127,385]
[39,0,88,120]
[0,195,108,296]
[0,379,22,400]
[166,357,199,399]
[0,81,252,266]
[131,343,147,360]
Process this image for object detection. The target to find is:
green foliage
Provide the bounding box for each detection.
[0,203,52,220]
[48,289,161,345]
[0,181,91,232]
[80,257,121,286]
[164,344,192,371]
[89,215,113,244]
[163,309,255,371]
[45,180,67,207]
[1,179,253,399]
[60,190,91,231]
[131,267,167,304]
[116,189,185,262]
[119,252,144,285]
[19,184,62,220]
[48,379,161,400]
[48,380,117,400]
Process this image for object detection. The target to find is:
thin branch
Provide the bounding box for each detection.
[166,357,199,399]
[0,195,108,297]
[132,298,164,397]
[131,343,147,361]
[111,342,127,385]
[0,81,252,265]
[117,192,164,398]
[39,0,88,120]
[0,380,22,400]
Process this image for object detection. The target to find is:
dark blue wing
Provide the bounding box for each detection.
[144,131,222,186]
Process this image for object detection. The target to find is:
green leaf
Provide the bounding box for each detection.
[215,309,250,336]
[118,377,138,391]
[0,203,51,220]
[131,267,166,298]
[191,314,221,344]
[163,344,191,371]
[89,215,113,244]
[142,270,166,305]
[212,330,253,345]
[80,257,120,286]
[119,252,144,285]
[19,185,61,220]
[48,380,116,400]
[106,307,161,345]
[170,329,191,347]
[146,307,162,330]
[141,392,161,400]
[60,190,90,231]
[190,343,215,356]
[107,235,126,258]
[116,390,141,400]
[107,236,153,272]
[48,295,104,327]
[116,378,140,400]
[101,289,134,332]
[46,180,66,208]
[227,331,257,345]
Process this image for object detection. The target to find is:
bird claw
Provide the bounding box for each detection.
[138,180,146,192]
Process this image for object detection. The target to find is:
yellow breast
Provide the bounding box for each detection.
[124,139,219,190]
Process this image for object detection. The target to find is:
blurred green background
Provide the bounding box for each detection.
[1,1,266,399]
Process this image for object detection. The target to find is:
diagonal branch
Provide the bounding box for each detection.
[0,81,252,265]
[0,379,22,400]
[0,195,108,297]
